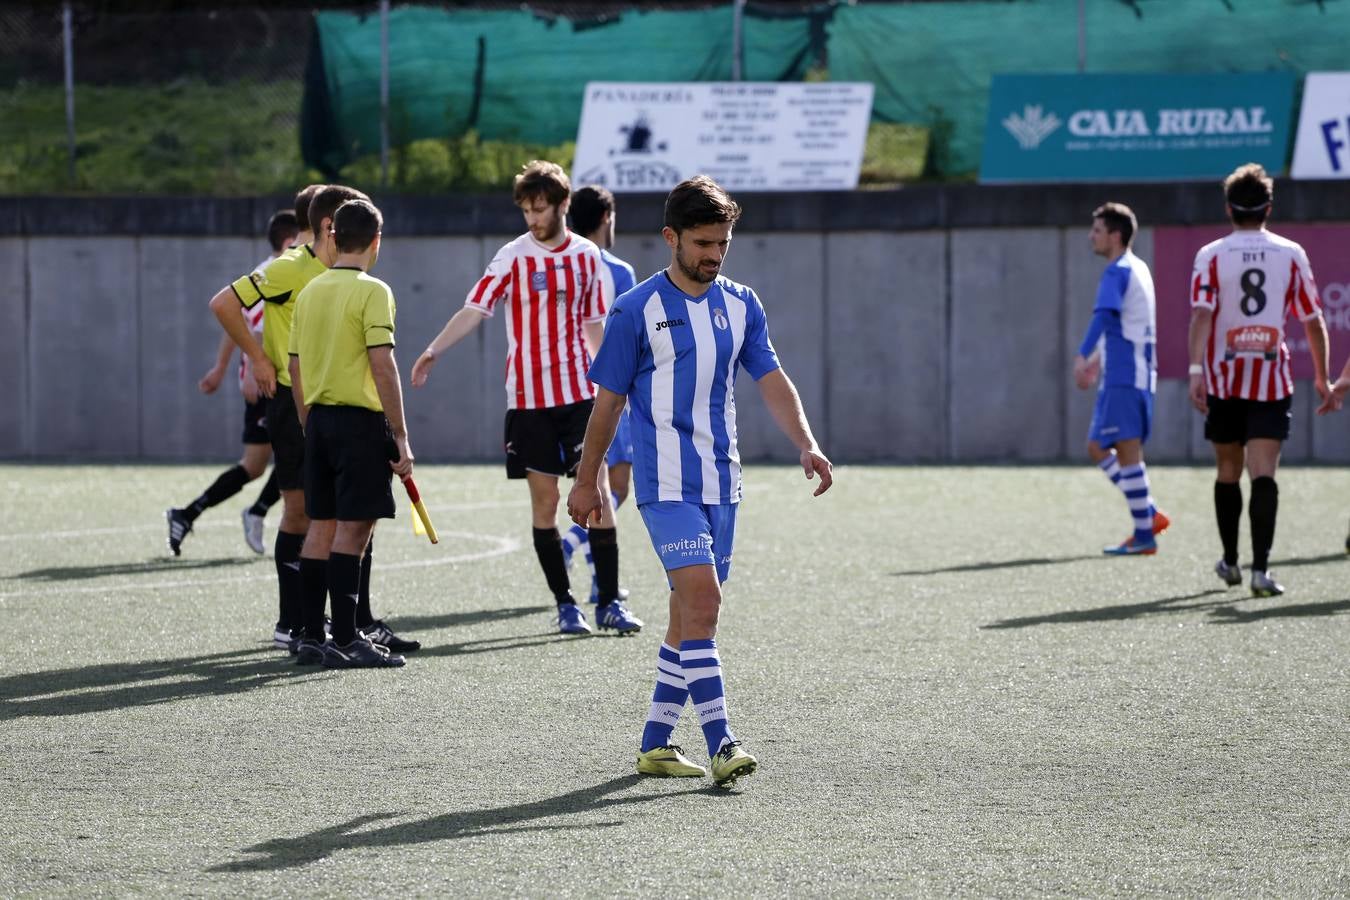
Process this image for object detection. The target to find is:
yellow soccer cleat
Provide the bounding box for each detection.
[710,741,757,789]
[636,745,707,778]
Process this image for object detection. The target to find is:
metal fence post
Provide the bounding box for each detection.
[731,0,745,81]
[63,1,76,185]
[380,0,390,187]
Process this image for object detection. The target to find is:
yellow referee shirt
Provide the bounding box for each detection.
[230,243,327,387]
[288,267,396,412]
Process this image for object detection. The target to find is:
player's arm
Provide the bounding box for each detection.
[756,368,833,497]
[410,307,486,387]
[583,319,606,358]
[287,355,307,428]
[370,346,413,477]
[199,332,235,394]
[1187,308,1214,414]
[1320,354,1350,414]
[567,386,627,526]
[209,284,276,397]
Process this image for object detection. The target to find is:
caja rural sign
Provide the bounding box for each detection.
[981,73,1295,183]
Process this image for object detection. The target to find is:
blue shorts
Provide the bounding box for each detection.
[605,407,634,467]
[638,501,738,585]
[1089,386,1152,447]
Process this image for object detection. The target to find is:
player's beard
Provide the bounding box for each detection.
[531,207,564,243]
[675,243,720,284]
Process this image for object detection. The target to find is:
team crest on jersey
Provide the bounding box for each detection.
[530,271,548,292]
[712,308,729,331]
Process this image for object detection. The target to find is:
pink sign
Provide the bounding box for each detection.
[1152,223,1350,380]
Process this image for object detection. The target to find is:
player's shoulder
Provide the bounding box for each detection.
[356,270,395,297]
[713,274,758,305]
[1194,236,1226,260]
[568,233,604,261]
[1260,229,1308,257]
[493,232,535,259]
[601,247,636,275]
[260,243,316,283]
[613,271,666,311]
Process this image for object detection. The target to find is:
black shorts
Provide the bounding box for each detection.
[303,404,397,521]
[1204,394,1293,445]
[266,385,305,491]
[242,398,269,445]
[504,399,594,479]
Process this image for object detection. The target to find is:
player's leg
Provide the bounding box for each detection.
[238,442,272,555]
[165,441,265,557]
[1204,394,1245,586]
[1245,435,1284,597]
[609,462,632,508]
[1099,389,1158,555]
[270,386,310,646]
[635,588,704,778]
[526,470,588,633]
[356,529,421,653]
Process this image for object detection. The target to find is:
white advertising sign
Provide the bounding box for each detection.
[1291,72,1350,178]
[572,82,874,193]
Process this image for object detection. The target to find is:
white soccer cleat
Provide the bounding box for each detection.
[241,509,266,555]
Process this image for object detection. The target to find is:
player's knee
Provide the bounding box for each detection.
[683,587,723,632]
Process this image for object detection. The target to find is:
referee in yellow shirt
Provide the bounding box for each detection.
[287,198,413,669]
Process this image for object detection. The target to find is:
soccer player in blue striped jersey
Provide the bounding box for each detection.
[567,176,833,787]
[1073,202,1169,556]
[560,186,638,604]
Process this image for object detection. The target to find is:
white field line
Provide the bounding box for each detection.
[0,501,527,543]
[0,530,521,601]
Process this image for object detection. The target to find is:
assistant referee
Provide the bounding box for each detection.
[287,198,414,669]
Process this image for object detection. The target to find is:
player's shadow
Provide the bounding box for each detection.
[1207,598,1350,624]
[0,647,319,720]
[209,774,713,873]
[1268,552,1347,569]
[417,631,578,658]
[981,588,1233,629]
[13,556,259,583]
[382,605,547,633]
[891,554,1099,577]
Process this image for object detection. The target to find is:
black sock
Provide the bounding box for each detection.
[356,539,375,628]
[589,527,619,607]
[328,552,362,645]
[185,464,250,521]
[274,530,306,631]
[299,557,329,642]
[532,527,573,604]
[1214,481,1242,566]
[248,469,280,516]
[1249,476,1278,572]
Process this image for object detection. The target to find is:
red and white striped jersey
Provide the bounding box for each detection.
[1190,229,1322,401]
[465,232,610,410]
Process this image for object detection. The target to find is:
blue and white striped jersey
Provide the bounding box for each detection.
[588,271,781,506]
[599,247,636,301]
[1083,250,1157,392]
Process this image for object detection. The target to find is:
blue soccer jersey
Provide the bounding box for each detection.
[1079,250,1157,392]
[588,271,781,506]
[600,247,636,299]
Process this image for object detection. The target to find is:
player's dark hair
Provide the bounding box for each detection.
[570,185,615,237]
[266,209,299,252]
[1092,202,1136,247]
[293,183,325,233]
[1224,163,1273,226]
[333,199,382,254]
[664,175,742,235]
[309,184,370,234]
[513,160,570,207]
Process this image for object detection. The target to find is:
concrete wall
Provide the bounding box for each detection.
[5,184,1350,463]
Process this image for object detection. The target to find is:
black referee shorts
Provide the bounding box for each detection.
[503,399,593,479]
[303,404,397,522]
[242,397,269,445]
[266,385,305,490]
[1204,394,1292,445]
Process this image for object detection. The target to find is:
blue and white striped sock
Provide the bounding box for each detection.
[1119,463,1155,543]
[680,638,735,758]
[640,643,688,752]
[562,524,587,564]
[1097,451,1122,485]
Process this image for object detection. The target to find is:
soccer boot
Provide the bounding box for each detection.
[165,508,192,556]
[323,637,406,669]
[556,602,592,635]
[272,622,294,650]
[1250,569,1285,598]
[242,509,266,555]
[711,741,758,789]
[361,619,421,653]
[636,745,706,778]
[1103,536,1157,556]
[1151,509,1171,536]
[1214,559,1243,587]
[595,599,643,634]
[293,638,328,666]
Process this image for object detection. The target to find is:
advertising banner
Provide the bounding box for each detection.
[1151,224,1350,380]
[571,82,873,193]
[1291,72,1350,178]
[981,73,1296,183]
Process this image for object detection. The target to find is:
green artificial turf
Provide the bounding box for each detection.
[1,464,1347,896]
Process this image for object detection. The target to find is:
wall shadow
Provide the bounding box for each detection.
[13,556,258,583]
[982,589,1233,629]
[209,775,715,873]
[891,554,1100,577]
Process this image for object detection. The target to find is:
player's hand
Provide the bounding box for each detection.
[198,364,225,395]
[1071,354,1098,391]
[566,480,603,527]
[252,355,277,398]
[1188,374,1207,414]
[1316,377,1350,415]
[801,448,833,497]
[241,371,260,404]
[389,434,414,478]
[411,351,437,387]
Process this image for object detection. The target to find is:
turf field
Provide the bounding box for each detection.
[2,463,1347,896]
